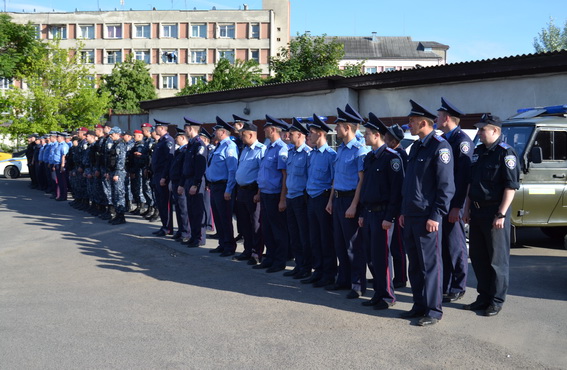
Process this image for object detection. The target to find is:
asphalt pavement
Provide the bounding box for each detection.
[1,178,566,369]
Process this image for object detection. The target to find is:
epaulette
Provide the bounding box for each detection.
[386,147,398,155]
[433,135,446,142]
[352,141,363,148]
[256,142,266,148]
[499,142,511,150]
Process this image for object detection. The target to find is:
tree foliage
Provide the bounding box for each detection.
[0,13,45,78]
[0,41,110,137]
[534,17,567,53]
[269,33,362,83]
[177,58,263,96]
[98,53,157,113]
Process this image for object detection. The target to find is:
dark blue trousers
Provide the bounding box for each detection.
[332,196,366,292]
[442,215,468,295]
[55,165,67,200]
[403,215,443,319]
[308,193,336,281]
[361,209,395,303]
[187,191,206,245]
[171,182,189,237]
[153,176,173,232]
[260,192,288,268]
[390,221,407,286]
[236,186,263,257]
[469,206,510,307]
[286,195,312,273]
[210,182,236,252]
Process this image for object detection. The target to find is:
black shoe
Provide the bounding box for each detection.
[234,253,251,261]
[219,251,235,257]
[155,230,166,237]
[111,215,126,225]
[208,233,219,240]
[235,234,243,242]
[346,290,362,299]
[443,291,465,303]
[418,316,439,326]
[313,278,334,288]
[247,257,258,266]
[148,213,160,222]
[186,243,199,248]
[209,246,223,254]
[463,300,490,311]
[484,305,502,317]
[283,269,299,277]
[394,281,407,289]
[325,283,350,291]
[172,233,182,240]
[252,261,272,269]
[266,266,285,273]
[293,271,312,280]
[373,300,395,310]
[301,275,321,284]
[400,308,426,318]
[361,297,380,307]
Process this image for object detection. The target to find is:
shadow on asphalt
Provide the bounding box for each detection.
[2,178,566,318]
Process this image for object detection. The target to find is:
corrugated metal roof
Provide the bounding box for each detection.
[325,36,446,60]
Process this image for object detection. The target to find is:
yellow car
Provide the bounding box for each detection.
[0,152,11,161]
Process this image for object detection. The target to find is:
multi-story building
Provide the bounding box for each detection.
[6,0,290,98]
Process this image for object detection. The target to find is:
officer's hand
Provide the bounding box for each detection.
[426,219,439,233]
[325,202,333,215]
[160,178,166,186]
[358,217,364,228]
[253,194,260,203]
[345,205,356,219]
[399,215,405,228]
[224,192,232,201]
[177,186,184,195]
[278,199,286,212]
[134,152,142,156]
[493,217,505,229]
[448,208,461,223]
[113,175,118,182]
[189,186,197,196]
[382,220,393,231]
[463,208,471,224]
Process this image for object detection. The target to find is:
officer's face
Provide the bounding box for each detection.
[241,130,255,146]
[335,122,348,139]
[123,134,132,142]
[289,130,303,146]
[436,111,449,130]
[478,125,498,145]
[408,116,423,136]
[175,135,186,146]
[110,133,120,141]
[134,133,144,141]
[142,127,151,136]
[364,129,378,146]
[95,128,103,137]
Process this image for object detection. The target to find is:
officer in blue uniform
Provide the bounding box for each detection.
[254,115,290,273]
[463,114,520,317]
[359,113,404,310]
[45,132,58,196]
[107,127,127,225]
[326,104,370,299]
[283,118,312,279]
[54,132,69,201]
[436,97,474,303]
[234,121,266,264]
[167,128,189,240]
[180,116,209,248]
[206,117,239,256]
[151,119,175,236]
[302,114,338,287]
[399,100,455,326]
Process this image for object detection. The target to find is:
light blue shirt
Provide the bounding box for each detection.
[306,143,337,197]
[257,138,288,194]
[235,141,266,186]
[38,144,46,162]
[333,138,369,191]
[46,142,56,164]
[52,142,69,164]
[286,143,311,199]
[206,137,239,193]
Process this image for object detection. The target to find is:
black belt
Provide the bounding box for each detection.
[210,180,227,185]
[335,190,356,198]
[472,200,500,209]
[239,182,258,191]
[367,203,387,212]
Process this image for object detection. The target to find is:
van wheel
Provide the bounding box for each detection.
[3,165,20,179]
[540,227,567,240]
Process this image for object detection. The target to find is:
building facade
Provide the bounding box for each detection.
[7,0,290,98]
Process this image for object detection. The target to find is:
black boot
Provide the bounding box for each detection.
[130,202,141,214]
[143,206,154,220]
[98,206,108,219]
[149,208,160,222]
[140,205,151,217]
[106,206,117,222]
[111,213,126,225]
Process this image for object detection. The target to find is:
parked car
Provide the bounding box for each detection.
[0,155,28,179]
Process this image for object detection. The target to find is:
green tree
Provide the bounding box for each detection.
[177,58,263,96]
[0,14,46,78]
[98,54,157,113]
[0,41,110,137]
[269,33,362,83]
[534,17,567,53]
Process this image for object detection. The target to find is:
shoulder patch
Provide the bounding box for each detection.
[391,158,402,172]
[434,135,446,142]
[386,147,397,154]
[504,155,516,170]
[459,141,471,154]
[198,146,205,155]
[499,142,511,150]
[167,141,174,149]
[439,148,451,164]
[227,148,237,157]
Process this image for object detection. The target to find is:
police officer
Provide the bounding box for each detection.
[399,100,455,326]
[166,128,190,240]
[302,114,338,287]
[151,119,175,236]
[359,113,404,310]
[436,98,474,303]
[54,132,69,201]
[107,127,127,225]
[25,134,38,188]
[180,117,209,248]
[45,132,58,196]
[326,104,369,299]
[99,125,114,220]
[199,127,215,233]
[74,127,89,209]
[254,115,290,272]
[91,124,106,216]
[129,130,149,214]
[284,118,312,279]
[463,114,520,317]
[122,131,135,212]
[206,117,239,256]
[83,130,97,214]
[140,123,157,218]
[234,121,266,264]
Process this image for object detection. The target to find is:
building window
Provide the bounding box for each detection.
[250,49,259,63]
[0,77,13,90]
[49,25,67,39]
[218,50,235,64]
[106,50,122,64]
[365,67,377,74]
[191,75,206,85]
[135,50,151,64]
[80,50,95,64]
[218,24,235,38]
[162,24,178,38]
[190,50,207,64]
[250,23,260,38]
[78,25,94,39]
[106,25,122,39]
[162,75,178,89]
[134,24,151,38]
[162,50,178,64]
[33,24,41,39]
[191,24,207,38]
[83,75,96,88]
[384,67,397,72]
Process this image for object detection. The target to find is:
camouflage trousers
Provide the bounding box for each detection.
[110,170,127,214]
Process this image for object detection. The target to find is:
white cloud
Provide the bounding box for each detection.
[6,2,64,12]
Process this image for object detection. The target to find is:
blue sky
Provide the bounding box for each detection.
[4,0,565,63]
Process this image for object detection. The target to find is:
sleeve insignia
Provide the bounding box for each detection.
[439,148,451,164]
[460,141,470,154]
[198,146,205,155]
[504,155,516,169]
[391,158,401,172]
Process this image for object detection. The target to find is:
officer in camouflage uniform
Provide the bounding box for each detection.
[100,125,114,220]
[140,123,157,219]
[106,127,127,225]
